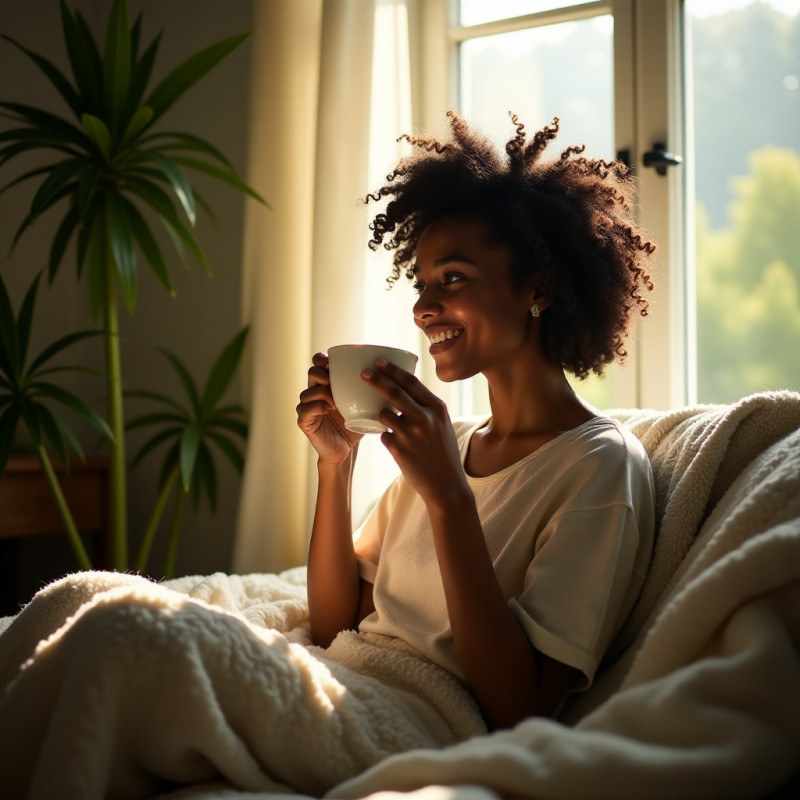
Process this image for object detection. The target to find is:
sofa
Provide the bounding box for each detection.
[1,391,799,799]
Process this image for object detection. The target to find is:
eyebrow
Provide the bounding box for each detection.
[411,253,476,274]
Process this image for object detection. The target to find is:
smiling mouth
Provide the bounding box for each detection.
[427,329,463,345]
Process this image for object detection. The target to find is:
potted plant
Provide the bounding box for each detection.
[0,0,265,573]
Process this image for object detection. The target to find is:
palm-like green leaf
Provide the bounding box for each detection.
[192,443,216,511]
[81,113,112,160]
[130,426,182,469]
[0,275,21,381]
[0,272,111,478]
[0,35,83,117]
[49,205,80,282]
[159,349,202,417]
[103,0,131,134]
[123,175,210,274]
[120,106,153,147]
[29,157,87,219]
[31,381,114,441]
[15,272,40,370]
[179,424,201,491]
[59,0,103,114]
[141,131,235,171]
[201,327,248,416]
[205,430,245,474]
[1,0,264,313]
[143,150,196,225]
[0,102,88,144]
[143,32,252,127]
[104,190,138,311]
[171,156,268,207]
[126,327,248,506]
[27,329,101,375]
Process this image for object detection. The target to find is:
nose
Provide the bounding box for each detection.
[412,287,443,323]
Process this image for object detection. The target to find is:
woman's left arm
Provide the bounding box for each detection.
[363,360,579,729]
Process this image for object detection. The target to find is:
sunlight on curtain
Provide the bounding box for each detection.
[234,0,323,573]
[352,0,419,525]
[236,0,417,571]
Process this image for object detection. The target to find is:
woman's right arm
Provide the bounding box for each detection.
[297,353,369,646]
[307,453,363,646]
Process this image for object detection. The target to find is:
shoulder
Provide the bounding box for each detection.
[566,416,649,466]
[545,416,654,508]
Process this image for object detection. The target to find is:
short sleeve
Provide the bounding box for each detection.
[353,475,402,584]
[509,502,643,688]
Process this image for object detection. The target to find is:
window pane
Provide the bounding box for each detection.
[460,1,599,27]
[689,0,800,403]
[458,15,618,411]
[459,18,614,158]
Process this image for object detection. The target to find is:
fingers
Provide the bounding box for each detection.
[307,352,331,389]
[374,357,432,401]
[361,358,442,417]
[299,353,335,424]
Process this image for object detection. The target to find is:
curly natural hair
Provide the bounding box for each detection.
[365,112,656,380]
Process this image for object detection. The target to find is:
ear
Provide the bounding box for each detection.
[523,276,551,313]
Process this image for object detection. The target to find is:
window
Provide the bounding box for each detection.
[686,0,800,403]
[415,0,800,410]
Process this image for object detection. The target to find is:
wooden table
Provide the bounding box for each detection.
[0,455,109,613]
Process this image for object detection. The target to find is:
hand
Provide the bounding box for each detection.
[297,352,363,463]
[362,358,469,507]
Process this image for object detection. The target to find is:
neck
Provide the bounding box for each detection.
[482,357,595,438]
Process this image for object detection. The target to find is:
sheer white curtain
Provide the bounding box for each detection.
[234,0,421,573]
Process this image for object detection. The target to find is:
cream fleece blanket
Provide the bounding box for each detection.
[1,392,799,800]
[0,570,484,799]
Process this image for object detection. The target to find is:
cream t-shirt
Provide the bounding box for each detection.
[354,416,655,688]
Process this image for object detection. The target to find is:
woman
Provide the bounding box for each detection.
[0,114,656,799]
[298,113,657,730]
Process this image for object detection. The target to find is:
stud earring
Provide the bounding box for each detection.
[530,303,540,318]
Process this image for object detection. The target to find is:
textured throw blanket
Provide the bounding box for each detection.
[1,392,799,800]
[0,570,484,799]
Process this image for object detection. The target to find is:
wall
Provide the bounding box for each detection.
[0,0,254,596]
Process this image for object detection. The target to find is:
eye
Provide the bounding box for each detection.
[412,272,465,296]
[442,272,464,286]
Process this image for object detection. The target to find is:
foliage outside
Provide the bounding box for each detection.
[691,3,800,403]
[0,0,264,574]
[695,147,800,402]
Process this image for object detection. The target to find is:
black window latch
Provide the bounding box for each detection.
[642,143,683,176]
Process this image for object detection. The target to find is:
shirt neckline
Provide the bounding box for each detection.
[459,415,614,485]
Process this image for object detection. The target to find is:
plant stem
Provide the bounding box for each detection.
[135,463,180,573]
[35,445,92,570]
[103,251,128,571]
[163,489,187,580]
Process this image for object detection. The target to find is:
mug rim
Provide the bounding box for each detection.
[327,343,416,358]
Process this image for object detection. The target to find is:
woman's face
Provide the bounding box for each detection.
[412,214,537,383]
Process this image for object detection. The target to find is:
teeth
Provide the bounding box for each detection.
[429,329,463,344]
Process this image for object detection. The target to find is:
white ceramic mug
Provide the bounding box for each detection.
[327,344,418,434]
